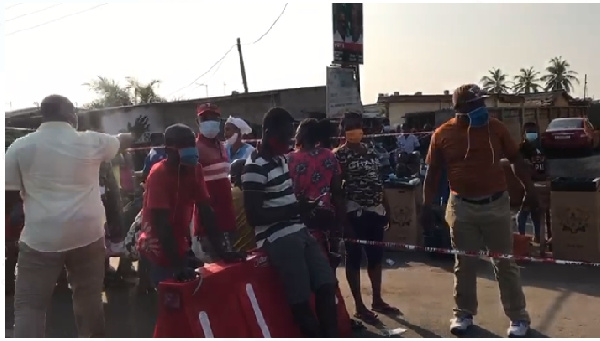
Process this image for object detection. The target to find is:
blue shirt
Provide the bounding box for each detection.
[142,148,167,176]
[227,143,254,163]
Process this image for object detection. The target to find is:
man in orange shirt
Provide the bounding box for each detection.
[420,84,539,337]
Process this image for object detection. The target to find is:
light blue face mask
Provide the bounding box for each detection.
[178,147,199,166]
[525,132,538,141]
[199,121,221,138]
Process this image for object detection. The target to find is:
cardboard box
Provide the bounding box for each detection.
[550,191,600,262]
[383,187,422,247]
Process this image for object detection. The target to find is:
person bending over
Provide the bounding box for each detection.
[242,108,339,337]
[137,124,217,286]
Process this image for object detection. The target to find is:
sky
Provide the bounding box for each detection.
[3,1,600,111]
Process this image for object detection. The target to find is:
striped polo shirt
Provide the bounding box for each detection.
[241,155,305,247]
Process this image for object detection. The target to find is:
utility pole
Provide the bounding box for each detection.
[583,74,588,99]
[236,38,249,93]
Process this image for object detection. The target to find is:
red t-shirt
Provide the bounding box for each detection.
[137,160,210,267]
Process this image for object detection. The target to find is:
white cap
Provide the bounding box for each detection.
[225,116,252,135]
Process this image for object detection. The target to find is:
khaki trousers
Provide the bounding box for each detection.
[14,237,106,338]
[445,192,530,322]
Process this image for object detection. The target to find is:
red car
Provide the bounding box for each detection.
[541,117,600,155]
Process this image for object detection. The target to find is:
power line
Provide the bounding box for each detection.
[167,45,237,98]
[5,3,23,10]
[5,3,63,23]
[5,3,108,37]
[169,3,289,98]
[244,3,288,45]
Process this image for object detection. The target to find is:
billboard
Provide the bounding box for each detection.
[326,66,363,118]
[332,3,363,64]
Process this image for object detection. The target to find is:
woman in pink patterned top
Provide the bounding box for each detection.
[288,119,344,233]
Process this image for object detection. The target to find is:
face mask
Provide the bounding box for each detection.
[466,106,490,127]
[345,129,364,144]
[267,137,290,155]
[525,132,538,141]
[199,121,221,138]
[225,133,239,146]
[178,147,199,166]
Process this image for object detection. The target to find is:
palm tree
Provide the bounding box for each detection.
[480,68,511,94]
[126,77,166,105]
[512,67,542,94]
[540,56,579,93]
[83,76,133,109]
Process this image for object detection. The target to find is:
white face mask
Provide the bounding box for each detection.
[225,132,239,146]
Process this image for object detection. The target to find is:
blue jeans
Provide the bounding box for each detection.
[516,210,540,239]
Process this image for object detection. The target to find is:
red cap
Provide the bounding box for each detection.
[196,102,221,117]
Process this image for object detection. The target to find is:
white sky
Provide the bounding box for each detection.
[3,1,600,110]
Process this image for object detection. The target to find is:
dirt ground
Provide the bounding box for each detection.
[5,251,600,338]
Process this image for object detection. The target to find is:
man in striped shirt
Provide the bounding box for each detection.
[242,108,339,337]
[194,103,237,261]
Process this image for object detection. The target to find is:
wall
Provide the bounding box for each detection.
[388,101,452,126]
[81,86,326,139]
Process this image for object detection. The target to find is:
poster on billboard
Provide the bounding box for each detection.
[326,66,363,119]
[332,3,363,64]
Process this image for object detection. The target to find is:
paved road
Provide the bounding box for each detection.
[6,154,599,338]
[5,251,600,338]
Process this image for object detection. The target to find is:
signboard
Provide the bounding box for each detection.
[326,66,363,118]
[332,3,363,64]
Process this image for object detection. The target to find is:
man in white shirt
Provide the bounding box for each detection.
[397,123,420,154]
[5,95,128,338]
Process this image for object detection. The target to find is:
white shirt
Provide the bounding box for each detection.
[397,134,420,153]
[5,122,120,252]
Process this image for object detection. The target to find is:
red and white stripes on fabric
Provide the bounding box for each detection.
[342,238,600,267]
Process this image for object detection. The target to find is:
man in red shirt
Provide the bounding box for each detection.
[194,103,238,260]
[137,123,215,285]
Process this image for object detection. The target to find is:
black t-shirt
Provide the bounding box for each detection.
[519,141,546,175]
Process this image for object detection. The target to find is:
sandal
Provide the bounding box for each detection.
[350,319,366,331]
[354,309,380,325]
[372,302,401,316]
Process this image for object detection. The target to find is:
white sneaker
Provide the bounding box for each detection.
[450,315,473,335]
[508,320,530,337]
[106,241,125,257]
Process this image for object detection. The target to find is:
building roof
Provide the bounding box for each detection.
[377,90,583,107]
[78,85,326,116]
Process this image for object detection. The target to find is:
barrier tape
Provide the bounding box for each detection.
[125,131,434,152]
[340,238,600,267]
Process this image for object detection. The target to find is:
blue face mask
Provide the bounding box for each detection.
[199,121,221,138]
[467,106,490,127]
[178,147,199,166]
[525,132,538,141]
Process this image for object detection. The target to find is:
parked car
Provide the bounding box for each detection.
[541,117,600,155]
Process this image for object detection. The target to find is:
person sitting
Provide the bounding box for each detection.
[137,124,216,287]
[242,107,339,337]
[230,159,256,252]
[288,118,345,260]
[224,116,255,162]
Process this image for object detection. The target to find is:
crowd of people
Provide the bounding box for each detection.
[5,83,548,338]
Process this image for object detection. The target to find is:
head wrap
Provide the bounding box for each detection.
[225,116,252,135]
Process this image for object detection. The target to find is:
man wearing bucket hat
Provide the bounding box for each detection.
[420,84,539,337]
[194,103,240,261]
[223,116,255,162]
